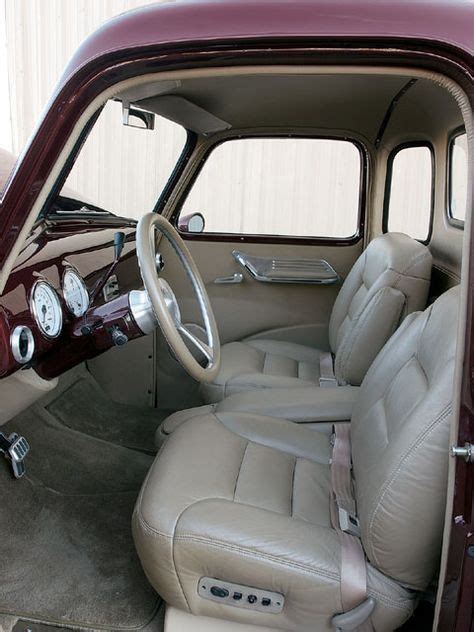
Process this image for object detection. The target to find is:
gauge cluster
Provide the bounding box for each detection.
[29,269,90,340]
[63,269,90,317]
[31,281,63,338]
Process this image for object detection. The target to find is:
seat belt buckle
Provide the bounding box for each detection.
[0,432,29,479]
[319,375,338,388]
[338,507,361,538]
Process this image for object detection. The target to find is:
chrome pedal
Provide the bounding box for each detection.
[0,431,30,479]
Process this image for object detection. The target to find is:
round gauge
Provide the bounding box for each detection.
[63,269,89,317]
[31,281,63,338]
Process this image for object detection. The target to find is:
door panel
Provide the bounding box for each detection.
[160,238,363,346]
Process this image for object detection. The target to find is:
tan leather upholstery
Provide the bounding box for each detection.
[134,286,458,631]
[156,385,359,446]
[201,233,432,403]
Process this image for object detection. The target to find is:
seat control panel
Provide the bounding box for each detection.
[198,577,284,614]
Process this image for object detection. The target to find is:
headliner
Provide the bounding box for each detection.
[117,71,462,143]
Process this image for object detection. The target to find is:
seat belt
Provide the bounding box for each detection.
[319,351,338,387]
[330,423,375,631]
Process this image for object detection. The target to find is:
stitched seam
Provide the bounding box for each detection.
[173,534,340,583]
[290,456,297,517]
[397,250,431,277]
[367,588,415,609]
[134,508,192,612]
[366,404,452,566]
[262,351,269,375]
[233,441,249,501]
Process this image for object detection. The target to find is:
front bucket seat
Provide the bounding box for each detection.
[133,285,458,631]
[201,232,432,403]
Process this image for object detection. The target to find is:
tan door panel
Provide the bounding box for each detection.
[159,238,363,347]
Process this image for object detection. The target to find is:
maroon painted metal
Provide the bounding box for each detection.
[0,217,142,379]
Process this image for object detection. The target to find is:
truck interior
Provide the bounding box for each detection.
[0,65,470,632]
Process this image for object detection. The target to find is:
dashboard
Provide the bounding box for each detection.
[0,213,151,380]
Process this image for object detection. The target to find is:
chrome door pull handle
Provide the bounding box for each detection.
[214,273,244,285]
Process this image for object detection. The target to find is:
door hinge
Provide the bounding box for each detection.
[451,443,474,463]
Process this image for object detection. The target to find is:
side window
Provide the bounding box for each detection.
[449,131,467,225]
[384,144,433,242]
[178,137,362,239]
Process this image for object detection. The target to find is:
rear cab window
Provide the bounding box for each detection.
[177,137,363,240]
[384,143,434,242]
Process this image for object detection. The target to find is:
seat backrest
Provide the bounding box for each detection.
[351,285,459,590]
[329,232,432,386]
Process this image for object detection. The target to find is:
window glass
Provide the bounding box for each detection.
[60,100,187,219]
[386,145,432,241]
[179,137,362,238]
[449,132,467,223]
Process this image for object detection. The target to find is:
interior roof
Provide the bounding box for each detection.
[119,73,464,144]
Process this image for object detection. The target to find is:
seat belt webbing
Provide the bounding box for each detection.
[330,423,373,629]
[320,351,337,388]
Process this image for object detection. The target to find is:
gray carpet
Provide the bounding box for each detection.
[47,375,168,454]
[0,406,161,630]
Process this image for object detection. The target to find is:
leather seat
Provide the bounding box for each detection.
[201,232,432,403]
[133,286,458,631]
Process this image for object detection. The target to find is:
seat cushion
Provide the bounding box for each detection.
[133,412,415,631]
[200,339,324,403]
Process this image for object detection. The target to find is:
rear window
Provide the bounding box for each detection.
[177,137,362,240]
[384,144,433,242]
[449,131,467,224]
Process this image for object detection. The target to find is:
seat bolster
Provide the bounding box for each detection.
[174,500,415,631]
[133,414,248,609]
[157,404,215,446]
[335,286,405,385]
[174,498,343,630]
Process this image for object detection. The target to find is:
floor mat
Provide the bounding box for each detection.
[0,407,160,630]
[47,375,168,454]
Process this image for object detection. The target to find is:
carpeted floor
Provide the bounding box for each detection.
[47,374,169,454]
[0,400,161,630]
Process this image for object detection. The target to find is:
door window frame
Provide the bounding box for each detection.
[169,133,368,246]
[447,126,467,230]
[382,140,435,245]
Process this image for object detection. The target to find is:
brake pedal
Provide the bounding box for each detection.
[0,432,29,479]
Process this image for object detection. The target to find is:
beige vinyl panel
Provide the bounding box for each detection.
[160,238,363,346]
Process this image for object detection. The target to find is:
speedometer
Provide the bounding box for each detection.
[31,281,63,338]
[63,269,89,317]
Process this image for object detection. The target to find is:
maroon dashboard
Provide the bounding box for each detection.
[0,214,146,380]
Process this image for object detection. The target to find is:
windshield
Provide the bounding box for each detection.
[56,99,187,219]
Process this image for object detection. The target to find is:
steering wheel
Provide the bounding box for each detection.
[136,213,221,383]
